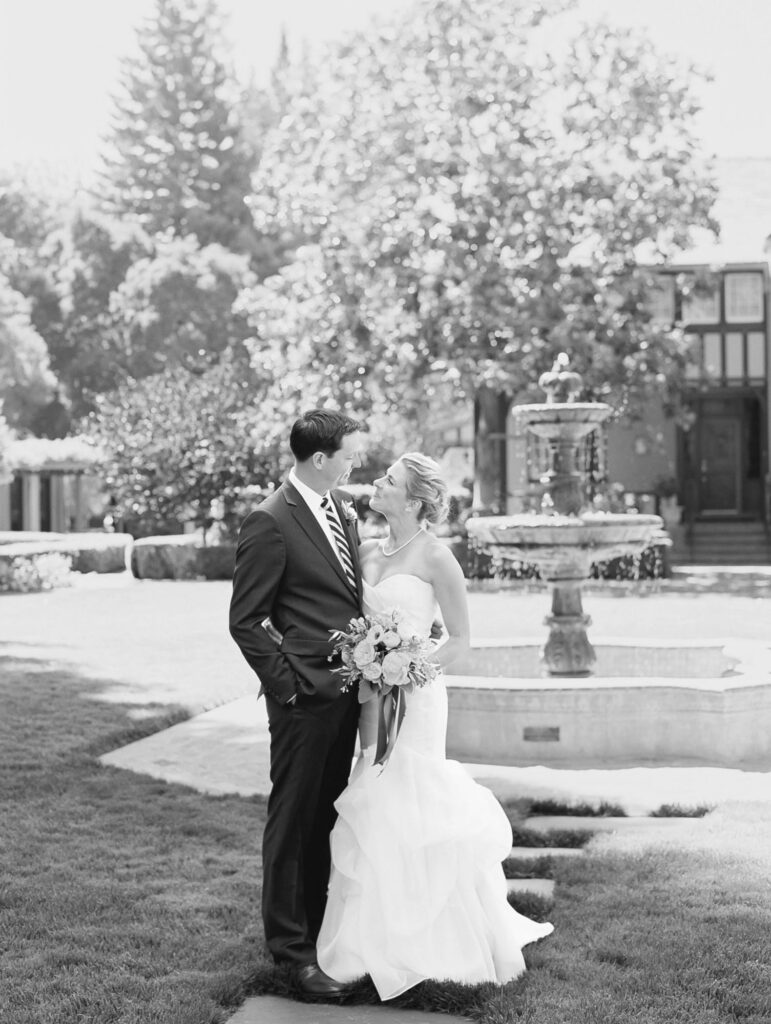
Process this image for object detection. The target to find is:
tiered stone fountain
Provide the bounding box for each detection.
[466,353,662,676]
[446,355,771,770]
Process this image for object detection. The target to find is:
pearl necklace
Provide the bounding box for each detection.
[380,527,424,557]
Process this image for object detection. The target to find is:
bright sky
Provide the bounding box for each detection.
[1,0,770,180]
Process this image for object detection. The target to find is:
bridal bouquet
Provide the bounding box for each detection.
[329,610,439,766]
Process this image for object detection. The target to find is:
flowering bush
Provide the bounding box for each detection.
[0,552,73,593]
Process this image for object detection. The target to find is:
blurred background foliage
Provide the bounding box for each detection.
[0,0,717,535]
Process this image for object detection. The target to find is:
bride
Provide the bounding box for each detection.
[316,452,553,1000]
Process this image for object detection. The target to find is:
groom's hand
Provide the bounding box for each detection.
[429,619,444,642]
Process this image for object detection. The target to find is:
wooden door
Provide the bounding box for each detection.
[699,416,741,513]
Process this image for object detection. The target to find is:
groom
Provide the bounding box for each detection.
[229,409,364,997]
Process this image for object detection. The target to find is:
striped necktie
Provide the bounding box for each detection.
[321,494,357,590]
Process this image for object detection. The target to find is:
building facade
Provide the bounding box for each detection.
[484,258,771,564]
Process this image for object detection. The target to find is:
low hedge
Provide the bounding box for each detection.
[131,535,235,580]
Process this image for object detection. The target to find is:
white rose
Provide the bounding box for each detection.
[353,640,377,667]
[361,661,383,681]
[381,650,411,686]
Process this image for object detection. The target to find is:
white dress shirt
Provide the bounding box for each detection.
[288,468,349,573]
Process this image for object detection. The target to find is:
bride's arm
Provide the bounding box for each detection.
[425,544,470,670]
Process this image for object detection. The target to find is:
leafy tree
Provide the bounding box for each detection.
[0,168,70,401]
[87,346,276,537]
[109,233,256,377]
[38,207,255,416]
[239,0,717,507]
[98,0,259,256]
[44,209,152,415]
[0,167,67,252]
[0,273,56,429]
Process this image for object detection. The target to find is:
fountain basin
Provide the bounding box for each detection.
[513,402,612,441]
[450,639,738,679]
[445,640,771,769]
[466,513,664,579]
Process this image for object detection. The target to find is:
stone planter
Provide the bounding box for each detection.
[0,533,131,573]
[131,535,235,580]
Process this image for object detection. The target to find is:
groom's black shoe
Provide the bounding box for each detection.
[295,962,346,997]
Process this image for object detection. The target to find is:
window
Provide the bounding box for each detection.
[724,332,743,380]
[682,276,720,325]
[747,331,766,380]
[684,334,701,380]
[703,333,722,378]
[725,272,764,323]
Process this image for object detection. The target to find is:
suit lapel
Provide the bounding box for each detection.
[281,481,357,595]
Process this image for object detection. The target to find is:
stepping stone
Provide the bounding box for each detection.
[524,815,705,832]
[506,878,555,899]
[509,846,586,858]
[227,994,471,1023]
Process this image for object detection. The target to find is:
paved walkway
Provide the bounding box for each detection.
[99,690,771,813]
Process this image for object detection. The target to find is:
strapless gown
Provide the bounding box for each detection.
[316,574,553,1000]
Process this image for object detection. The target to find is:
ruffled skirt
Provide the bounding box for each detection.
[317,681,553,1000]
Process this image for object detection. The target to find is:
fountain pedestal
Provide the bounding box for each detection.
[543,581,595,676]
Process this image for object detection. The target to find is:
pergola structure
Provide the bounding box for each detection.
[0,437,103,533]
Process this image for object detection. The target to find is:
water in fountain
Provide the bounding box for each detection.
[466,354,663,676]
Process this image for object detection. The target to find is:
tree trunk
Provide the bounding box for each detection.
[473,386,508,513]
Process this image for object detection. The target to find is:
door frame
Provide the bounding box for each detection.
[697,411,741,516]
[683,389,767,521]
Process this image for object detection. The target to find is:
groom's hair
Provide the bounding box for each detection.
[290,409,363,462]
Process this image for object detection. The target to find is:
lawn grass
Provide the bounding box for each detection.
[0,656,264,1024]
[508,825,594,849]
[3,648,771,1023]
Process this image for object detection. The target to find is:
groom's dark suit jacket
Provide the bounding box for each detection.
[229,479,363,702]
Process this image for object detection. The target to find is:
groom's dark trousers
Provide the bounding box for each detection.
[229,480,362,966]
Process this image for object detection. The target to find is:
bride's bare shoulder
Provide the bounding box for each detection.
[423,536,463,576]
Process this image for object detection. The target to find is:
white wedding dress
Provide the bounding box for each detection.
[316,574,553,1000]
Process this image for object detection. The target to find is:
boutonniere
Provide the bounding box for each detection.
[340,499,358,524]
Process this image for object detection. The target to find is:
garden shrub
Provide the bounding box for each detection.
[0,551,73,593]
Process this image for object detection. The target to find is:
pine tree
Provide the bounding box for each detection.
[97,0,257,254]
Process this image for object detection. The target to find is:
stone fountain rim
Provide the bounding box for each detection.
[513,402,613,414]
[466,512,663,528]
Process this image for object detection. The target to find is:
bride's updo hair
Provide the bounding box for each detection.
[399,453,450,526]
